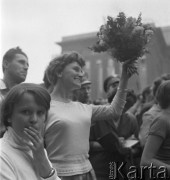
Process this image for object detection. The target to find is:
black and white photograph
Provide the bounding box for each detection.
[0,0,170,179]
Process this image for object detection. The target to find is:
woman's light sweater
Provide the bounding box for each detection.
[45,90,127,176]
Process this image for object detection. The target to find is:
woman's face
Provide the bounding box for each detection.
[60,61,84,90]
[10,92,47,139]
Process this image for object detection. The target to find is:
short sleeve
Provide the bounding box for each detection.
[149,117,168,139]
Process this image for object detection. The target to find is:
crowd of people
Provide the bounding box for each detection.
[0,46,170,180]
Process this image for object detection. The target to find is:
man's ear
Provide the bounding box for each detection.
[3,59,9,69]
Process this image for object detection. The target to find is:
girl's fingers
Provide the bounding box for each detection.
[23,131,36,150]
[24,129,38,145]
[127,66,138,76]
[29,126,41,139]
[24,128,41,147]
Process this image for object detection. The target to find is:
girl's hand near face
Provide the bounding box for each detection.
[24,127,53,178]
[24,126,44,156]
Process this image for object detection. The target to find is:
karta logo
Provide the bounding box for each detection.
[109,162,169,179]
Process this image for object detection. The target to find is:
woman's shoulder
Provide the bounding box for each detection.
[0,138,15,161]
[149,111,170,138]
[152,110,170,125]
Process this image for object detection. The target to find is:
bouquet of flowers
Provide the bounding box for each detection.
[90,12,154,63]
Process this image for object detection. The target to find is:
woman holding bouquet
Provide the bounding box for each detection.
[44,51,137,180]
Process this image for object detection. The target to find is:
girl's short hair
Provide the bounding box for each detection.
[156,80,170,109]
[46,51,85,85]
[0,83,51,130]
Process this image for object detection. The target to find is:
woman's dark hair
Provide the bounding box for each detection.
[46,51,85,86]
[0,83,51,132]
[156,80,170,109]
[152,77,163,97]
[43,70,51,89]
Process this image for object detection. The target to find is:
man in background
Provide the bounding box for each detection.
[0,47,29,136]
[0,46,29,101]
[73,78,92,104]
[103,75,120,102]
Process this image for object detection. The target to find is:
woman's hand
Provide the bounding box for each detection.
[24,127,52,178]
[122,59,138,79]
[118,59,138,90]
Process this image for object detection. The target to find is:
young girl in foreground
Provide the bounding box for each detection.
[0,83,60,180]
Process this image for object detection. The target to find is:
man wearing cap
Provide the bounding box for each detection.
[103,75,120,101]
[74,79,92,104]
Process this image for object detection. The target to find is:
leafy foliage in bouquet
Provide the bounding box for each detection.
[90,12,154,62]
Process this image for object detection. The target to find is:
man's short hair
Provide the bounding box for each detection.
[2,47,28,72]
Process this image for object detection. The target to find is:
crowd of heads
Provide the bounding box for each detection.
[1,46,170,180]
[2,46,170,112]
[1,47,170,138]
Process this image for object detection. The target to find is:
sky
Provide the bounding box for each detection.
[0,0,170,83]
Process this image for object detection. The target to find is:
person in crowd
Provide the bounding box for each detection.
[139,77,163,147]
[0,47,29,136]
[73,78,92,104]
[89,80,137,180]
[129,85,153,127]
[0,47,29,101]
[105,85,139,139]
[139,74,170,147]
[103,75,120,101]
[140,80,170,179]
[161,73,170,81]
[0,83,60,180]
[116,89,139,139]
[89,118,130,180]
[44,51,137,180]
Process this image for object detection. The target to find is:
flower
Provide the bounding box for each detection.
[90,12,154,63]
